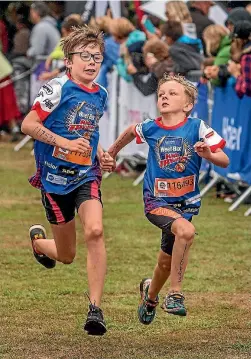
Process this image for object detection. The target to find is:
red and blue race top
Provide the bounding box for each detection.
[29,74,108,194]
[135,116,226,218]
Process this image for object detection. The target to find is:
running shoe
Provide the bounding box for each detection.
[138,278,159,325]
[162,292,187,316]
[84,303,107,336]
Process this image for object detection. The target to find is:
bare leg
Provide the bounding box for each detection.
[148,250,171,301]
[78,200,106,307]
[33,219,76,264]
[169,218,195,293]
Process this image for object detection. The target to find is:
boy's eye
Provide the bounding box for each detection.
[158,93,163,98]
[170,92,177,96]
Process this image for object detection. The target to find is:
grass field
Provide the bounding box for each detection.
[0,142,251,359]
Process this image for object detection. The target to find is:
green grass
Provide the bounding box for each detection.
[0,143,251,359]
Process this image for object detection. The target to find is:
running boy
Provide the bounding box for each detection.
[21,26,115,335]
[107,74,229,324]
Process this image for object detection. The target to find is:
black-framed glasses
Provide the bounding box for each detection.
[69,51,103,63]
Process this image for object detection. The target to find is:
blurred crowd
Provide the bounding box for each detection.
[1,1,251,142]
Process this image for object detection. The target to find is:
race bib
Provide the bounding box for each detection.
[154,175,196,198]
[52,146,92,166]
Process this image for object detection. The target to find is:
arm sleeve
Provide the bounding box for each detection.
[31,79,62,121]
[199,120,226,153]
[134,119,152,144]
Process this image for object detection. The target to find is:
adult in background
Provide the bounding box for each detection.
[188,1,215,42]
[228,20,251,98]
[202,25,231,86]
[161,21,202,78]
[202,7,251,86]
[90,16,120,89]
[27,1,60,58]
[28,2,60,104]
[110,17,146,82]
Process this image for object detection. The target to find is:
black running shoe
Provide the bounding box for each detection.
[84,304,107,336]
[29,225,56,269]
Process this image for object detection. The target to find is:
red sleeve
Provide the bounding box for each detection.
[209,138,226,153]
[31,101,51,122]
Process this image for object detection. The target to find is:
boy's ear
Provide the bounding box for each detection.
[183,102,193,114]
[64,58,72,70]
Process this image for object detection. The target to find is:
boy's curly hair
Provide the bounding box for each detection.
[158,74,198,106]
[61,25,104,60]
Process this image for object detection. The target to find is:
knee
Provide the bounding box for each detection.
[85,225,103,242]
[158,257,171,272]
[58,252,76,265]
[176,222,195,243]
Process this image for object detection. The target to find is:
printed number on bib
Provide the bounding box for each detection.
[52,146,92,166]
[154,175,195,197]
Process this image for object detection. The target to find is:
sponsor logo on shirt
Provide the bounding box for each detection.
[42,84,53,95]
[58,166,78,177]
[155,136,193,172]
[205,131,214,139]
[43,99,54,109]
[44,161,57,170]
[46,172,67,185]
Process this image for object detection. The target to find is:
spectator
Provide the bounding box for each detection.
[228,20,251,98]
[127,38,173,96]
[166,0,198,40]
[110,17,146,82]
[225,7,251,32]
[10,14,30,58]
[0,12,8,54]
[189,1,215,42]
[205,7,251,86]
[27,2,60,58]
[39,14,83,81]
[202,25,231,86]
[0,48,20,141]
[161,21,202,77]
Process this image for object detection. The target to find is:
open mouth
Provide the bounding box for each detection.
[162,102,169,108]
[84,69,96,75]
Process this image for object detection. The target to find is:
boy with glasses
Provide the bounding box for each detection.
[21,26,115,336]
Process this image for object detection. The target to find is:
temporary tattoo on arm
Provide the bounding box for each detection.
[109,130,135,157]
[33,126,57,146]
[178,244,187,283]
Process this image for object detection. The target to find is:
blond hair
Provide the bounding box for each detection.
[61,25,104,59]
[203,24,229,56]
[165,1,192,23]
[158,74,198,113]
[109,17,135,40]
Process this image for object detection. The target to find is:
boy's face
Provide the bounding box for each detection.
[68,43,102,85]
[157,81,193,115]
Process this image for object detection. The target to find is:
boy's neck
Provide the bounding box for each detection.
[70,74,94,89]
[160,112,187,127]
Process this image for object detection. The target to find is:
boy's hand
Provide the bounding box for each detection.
[194,141,212,160]
[64,138,90,154]
[100,152,116,172]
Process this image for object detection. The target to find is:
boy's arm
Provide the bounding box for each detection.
[194,142,229,168]
[21,111,90,154]
[108,125,136,158]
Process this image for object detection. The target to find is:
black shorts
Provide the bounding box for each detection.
[146,206,191,256]
[41,180,102,225]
